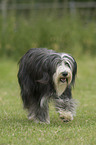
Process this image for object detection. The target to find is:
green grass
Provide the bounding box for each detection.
[0,56,96,145]
[0,13,96,59]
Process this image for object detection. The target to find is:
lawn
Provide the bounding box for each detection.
[0,56,96,145]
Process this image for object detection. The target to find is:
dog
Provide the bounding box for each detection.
[18,48,77,124]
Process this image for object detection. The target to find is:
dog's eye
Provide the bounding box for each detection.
[65,62,70,68]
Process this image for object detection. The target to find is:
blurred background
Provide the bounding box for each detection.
[0,2,96,144]
[0,0,96,60]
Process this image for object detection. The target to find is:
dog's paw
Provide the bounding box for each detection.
[59,110,73,122]
[28,114,50,124]
[28,114,35,121]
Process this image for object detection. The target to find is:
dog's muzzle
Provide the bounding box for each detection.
[60,71,72,85]
[60,71,68,83]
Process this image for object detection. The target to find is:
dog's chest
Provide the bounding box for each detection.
[55,83,67,96]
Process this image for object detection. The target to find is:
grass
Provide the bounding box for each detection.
[0,56,96,145]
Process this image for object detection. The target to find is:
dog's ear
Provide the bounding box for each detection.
[36,72,50,84]
[71,60,77,85]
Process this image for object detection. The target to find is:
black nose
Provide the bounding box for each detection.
[62,71,68,77]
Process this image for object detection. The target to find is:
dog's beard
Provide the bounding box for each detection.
[53,62,72,96]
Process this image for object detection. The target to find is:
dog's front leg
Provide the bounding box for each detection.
[28,98,50,124]
[54,87,77,122]
[55,98,77,122]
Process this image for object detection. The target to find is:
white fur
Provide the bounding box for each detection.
[40,96,47,107]
[59,109,73,121]
[60,53,74,71]
[53,62,72,96]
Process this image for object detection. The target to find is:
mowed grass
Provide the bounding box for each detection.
[0,56,96,145]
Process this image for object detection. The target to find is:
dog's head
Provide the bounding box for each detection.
[53,53,77,96]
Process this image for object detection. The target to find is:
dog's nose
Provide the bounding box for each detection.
[62,71,68,77]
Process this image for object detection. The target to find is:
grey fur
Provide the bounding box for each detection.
[28,101,50,124]
[18,48,77,123]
